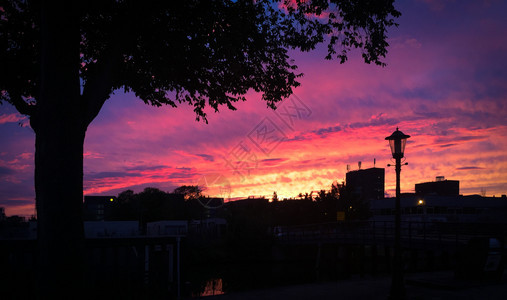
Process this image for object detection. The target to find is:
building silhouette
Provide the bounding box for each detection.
[346,167,385,201]
[83,195,117,221]
[372,175,507,223]
[415,176,459,196]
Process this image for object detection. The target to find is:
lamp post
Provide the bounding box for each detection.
[386,127,410,300]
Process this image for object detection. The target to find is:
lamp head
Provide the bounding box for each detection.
[385,127,410,159]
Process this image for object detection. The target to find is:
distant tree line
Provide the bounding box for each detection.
[102,186,212,227]
[102,182,371,234]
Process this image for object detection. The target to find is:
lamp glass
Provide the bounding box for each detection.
[386,128,410,159]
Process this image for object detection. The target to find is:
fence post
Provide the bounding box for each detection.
[144,244,150,285]
[423,222,426,246]
[409,222,412,249]
[455,223,459,251]
[177,237,181,299]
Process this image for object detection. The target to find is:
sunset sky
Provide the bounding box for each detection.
[1,0,507,217]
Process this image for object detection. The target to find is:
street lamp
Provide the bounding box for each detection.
[386,127,410,300]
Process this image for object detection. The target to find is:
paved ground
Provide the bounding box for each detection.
[200,271,507,300]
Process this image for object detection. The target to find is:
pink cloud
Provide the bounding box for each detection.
[0,113,25,124]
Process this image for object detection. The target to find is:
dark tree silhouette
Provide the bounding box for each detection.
[112,187,203,222]
[272,191,279,202]
[314,182,371,221]
[136,187,185,228]
[173,185,203,200]
[335,182,372,220]
[110,189,138,220]
[315,185,338,222]
[0,0,400,296]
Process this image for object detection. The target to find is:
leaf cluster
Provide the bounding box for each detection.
[1,0,400,123]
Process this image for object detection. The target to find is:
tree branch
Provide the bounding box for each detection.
[81,5,131,127]
[81,58,116,127]
[7,91,36,116]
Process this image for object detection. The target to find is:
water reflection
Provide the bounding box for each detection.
[194,278,224,297]
[186,260,319,298]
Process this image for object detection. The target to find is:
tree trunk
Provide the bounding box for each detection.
[35,119,86,298]
[35,1,85,298]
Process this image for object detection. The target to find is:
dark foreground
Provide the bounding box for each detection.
[200,271,507,300]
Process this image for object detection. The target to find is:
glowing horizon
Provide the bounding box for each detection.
[1,0,507,217]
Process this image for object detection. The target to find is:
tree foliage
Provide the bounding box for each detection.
[111,187,212,222]
[1,0,400,123]
[173,185,203,200]
[315,182,372,221]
